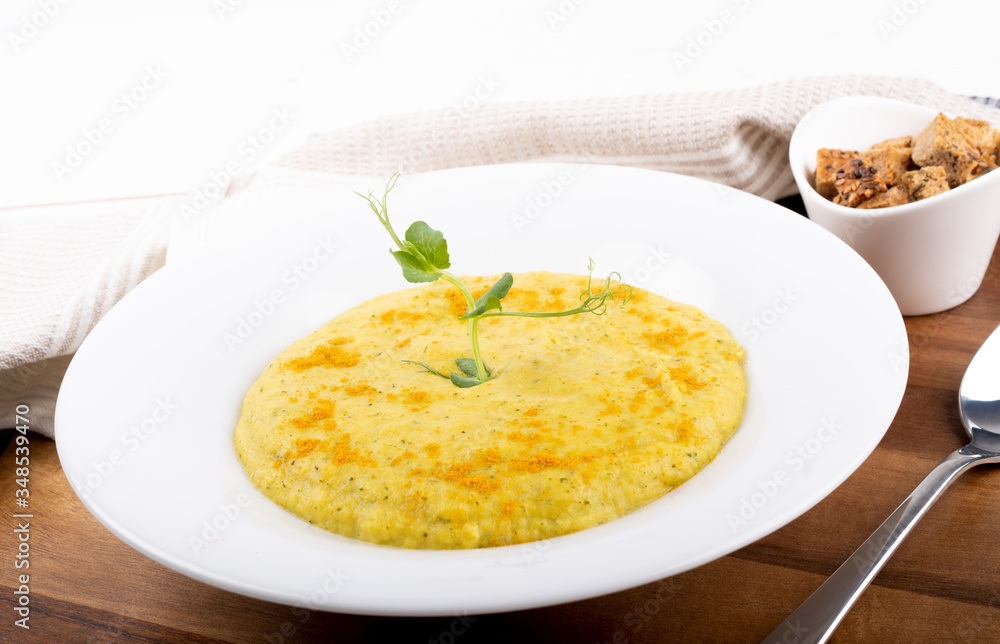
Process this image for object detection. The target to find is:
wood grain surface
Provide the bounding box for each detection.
[3,202,1000,644]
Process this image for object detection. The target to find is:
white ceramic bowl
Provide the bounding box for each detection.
[789,96,1000,316]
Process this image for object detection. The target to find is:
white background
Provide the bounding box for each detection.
[3,0,1000,208]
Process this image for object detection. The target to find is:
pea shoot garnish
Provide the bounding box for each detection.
[359,175,632,388]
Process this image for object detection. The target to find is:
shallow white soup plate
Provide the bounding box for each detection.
[56,163,908,616]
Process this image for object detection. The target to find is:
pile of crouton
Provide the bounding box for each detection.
[815,113,1000,209]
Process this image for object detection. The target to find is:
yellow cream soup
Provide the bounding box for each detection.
[235,272,746,549]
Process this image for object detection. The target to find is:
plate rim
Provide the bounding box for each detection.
[55,162,908,616]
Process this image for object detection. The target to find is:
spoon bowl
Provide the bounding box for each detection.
[765,323,1000,644]
[960,325,1000,453]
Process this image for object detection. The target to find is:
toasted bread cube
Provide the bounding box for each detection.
[863,138,913,186]
[831,156,888,207]
[815,149,860,199]
[912,113,1000,187]
[871,136,913,150]
[902,166,950,201]
[816,149,889,206]
[960,117,1000,165]
[857,185,911,210]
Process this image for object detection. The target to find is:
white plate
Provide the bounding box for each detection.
[56,163,908,616]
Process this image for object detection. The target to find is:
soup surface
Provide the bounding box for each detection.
[235,272,746,549]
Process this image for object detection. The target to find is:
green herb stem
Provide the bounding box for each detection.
[441,271,488,380]
[361,174,631,388]
[467,316,487,381]
[440,271,476,311]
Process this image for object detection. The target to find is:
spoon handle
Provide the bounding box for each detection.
[762,447,988,644]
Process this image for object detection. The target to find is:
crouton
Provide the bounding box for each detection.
[902,166,950,201]
[911,114,1000,187]
[863,137,913,186]
[857,185,911,210]
[870,136,913,150]
[815,149,860,199]
[832,157,888,207]
[960,118,1000,168]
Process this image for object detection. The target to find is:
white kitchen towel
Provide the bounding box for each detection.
[250,75,1000,199]
[4,75,998,437]
[0,200,174,437]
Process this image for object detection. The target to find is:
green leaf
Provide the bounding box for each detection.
[460,273,513,319]
[455,358,489,378]
[450,372,486,388]
[479,272,513,304]
[363,179,632,392]
[391,250,442,283]
[404,221,450,270]
[460,296,502,319]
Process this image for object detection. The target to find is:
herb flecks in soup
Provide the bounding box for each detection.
[235,272,746,549]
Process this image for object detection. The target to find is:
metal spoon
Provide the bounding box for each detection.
[764,323,1000,644]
